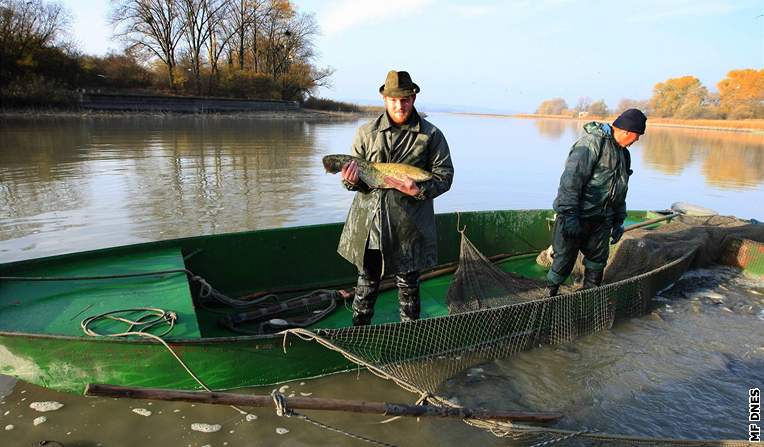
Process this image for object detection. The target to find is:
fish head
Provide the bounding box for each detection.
[322,154,353,174]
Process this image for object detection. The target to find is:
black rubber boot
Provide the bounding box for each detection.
[351,274,379,326]
[396,271,420,322]
[545,284,560,297]
[582,269,604,290]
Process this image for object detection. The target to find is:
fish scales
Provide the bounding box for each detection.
[322,154,432,189]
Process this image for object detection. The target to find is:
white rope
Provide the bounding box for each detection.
[81,308,248,415]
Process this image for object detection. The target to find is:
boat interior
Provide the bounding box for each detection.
[0,210,656,339]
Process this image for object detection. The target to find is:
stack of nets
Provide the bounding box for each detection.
[288,215,764,446]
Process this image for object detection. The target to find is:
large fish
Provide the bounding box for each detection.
[322,154,432,189]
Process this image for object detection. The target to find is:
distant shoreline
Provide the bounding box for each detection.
[0,108,370,121]
[452,112,764,133]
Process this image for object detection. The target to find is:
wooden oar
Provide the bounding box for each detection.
[85,383,562,422]
[240,252,520,300]
[622,212,680,232]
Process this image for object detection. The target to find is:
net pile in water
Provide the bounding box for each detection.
[290,216,764,446]
[583,215,764,285]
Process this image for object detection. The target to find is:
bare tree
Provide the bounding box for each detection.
[260,0,289,79]
[1,0,69,52]
[0,0,70,84]
[111,0,187,89]
[227,0,259,70]
[248,0,268,72]
[179,0,226,93]
[204,0,234,87]
[574,96,592,114]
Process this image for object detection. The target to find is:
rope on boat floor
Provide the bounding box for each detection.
[81,308,248,415]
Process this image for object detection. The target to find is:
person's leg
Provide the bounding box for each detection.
[547,215,582,296]
[580,219,610,289]
[396,271,420,322]
[352,249,383,326]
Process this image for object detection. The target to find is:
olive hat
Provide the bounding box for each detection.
[379,70,420,98]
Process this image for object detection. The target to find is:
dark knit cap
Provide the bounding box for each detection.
[613,108,647,134]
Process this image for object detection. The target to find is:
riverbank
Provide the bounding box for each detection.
[0,108,370,121]
[509,113,764,133]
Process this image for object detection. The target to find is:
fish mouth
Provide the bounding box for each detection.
[321,156,339,173]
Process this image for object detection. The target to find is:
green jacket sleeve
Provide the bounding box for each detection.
[553,138,599,215]
[342,128,372,193]
[415,129,454,200]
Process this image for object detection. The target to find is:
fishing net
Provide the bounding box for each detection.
[287,216,764,446]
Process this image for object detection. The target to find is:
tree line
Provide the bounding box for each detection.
[0,0,333,107]
[536,70,764,120]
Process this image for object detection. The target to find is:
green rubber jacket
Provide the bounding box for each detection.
[552,122,631,223]
[337,110,454,275]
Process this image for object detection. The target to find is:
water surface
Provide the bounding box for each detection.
[0,114,762,446]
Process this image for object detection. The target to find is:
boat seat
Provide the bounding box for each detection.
[0,247,201,338]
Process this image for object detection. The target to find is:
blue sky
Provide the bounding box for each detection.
[61,0,763,113]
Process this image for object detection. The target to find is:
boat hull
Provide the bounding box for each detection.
[2,209,664,394]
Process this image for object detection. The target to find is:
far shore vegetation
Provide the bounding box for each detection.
[530,70,764,131]
[2,0,761,124]
[0,0,368,113]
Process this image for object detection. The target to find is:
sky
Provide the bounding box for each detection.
[61,0,764,113]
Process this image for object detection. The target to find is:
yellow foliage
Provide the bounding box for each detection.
[650,76,709,118]
[717,69,764,119]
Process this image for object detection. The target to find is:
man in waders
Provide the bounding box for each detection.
[546,108,647,296]
[336,70,454,326]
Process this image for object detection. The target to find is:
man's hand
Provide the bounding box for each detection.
[384,175,421,197]
[341,160,359,185]
[561,213,584,240]
[610,224,625,244]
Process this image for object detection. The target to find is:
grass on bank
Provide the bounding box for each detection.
[302,97,382,114]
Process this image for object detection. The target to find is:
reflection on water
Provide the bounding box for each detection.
[533,118,578,140]
[1,115,763,262]
[643,128,764,189]
[0,116,365,261]
[530,118,764,189]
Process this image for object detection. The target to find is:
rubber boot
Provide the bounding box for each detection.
[582,269,604,290]
[396,271,420,322]
[351,274,379,326]
[545,283,560,297]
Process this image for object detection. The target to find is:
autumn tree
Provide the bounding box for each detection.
[587,99,609,117]
[574,96,592,114]
[649,76,710,118]
[615,98,649,115]
[717,69,764,119]
[536,98,568,115]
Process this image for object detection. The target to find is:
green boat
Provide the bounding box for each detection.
[0,209,678,394]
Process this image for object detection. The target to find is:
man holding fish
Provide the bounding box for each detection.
[326,70,454,326]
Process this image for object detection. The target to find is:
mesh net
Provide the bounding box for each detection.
[286,216,764,446]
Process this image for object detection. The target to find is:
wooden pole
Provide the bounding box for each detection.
[623,212,680,232]
[85,383,562,422]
